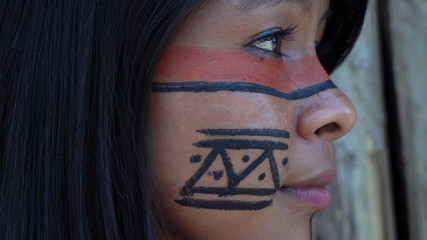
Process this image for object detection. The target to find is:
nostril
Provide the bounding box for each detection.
[297,88,357,141]
[315,122,341,137]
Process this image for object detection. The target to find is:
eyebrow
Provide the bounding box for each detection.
[237,0,314,11]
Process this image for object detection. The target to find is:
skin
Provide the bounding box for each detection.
[150,0,357,239]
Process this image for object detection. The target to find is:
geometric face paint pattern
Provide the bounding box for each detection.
[153,81,337,210]
[174,128,289,211]
[153,49,337,210]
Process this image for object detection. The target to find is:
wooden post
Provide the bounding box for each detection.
[388,0,427,239]
[314,1,396,239]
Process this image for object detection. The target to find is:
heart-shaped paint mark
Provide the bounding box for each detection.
[212,170,224,181]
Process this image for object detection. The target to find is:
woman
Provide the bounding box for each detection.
[0,0,367,239]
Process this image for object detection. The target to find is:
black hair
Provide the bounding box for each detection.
[0,0,366,239]
[0,1,203,239]
[317,0,368,74]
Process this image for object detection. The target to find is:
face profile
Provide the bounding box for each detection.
[150,0,357,239]
[0,0,368,239]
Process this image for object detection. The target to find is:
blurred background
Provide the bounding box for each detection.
[314,0,427,239]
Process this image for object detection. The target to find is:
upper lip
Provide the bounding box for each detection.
[280,167,337,189]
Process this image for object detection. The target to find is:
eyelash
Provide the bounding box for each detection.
[246,25,297,59]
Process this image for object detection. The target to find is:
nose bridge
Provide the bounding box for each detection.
[279,54,330,90]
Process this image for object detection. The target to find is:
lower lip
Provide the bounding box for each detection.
[279,187,332,209]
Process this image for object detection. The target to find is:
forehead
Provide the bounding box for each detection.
[173,0,328,48]
[201,0,325,23]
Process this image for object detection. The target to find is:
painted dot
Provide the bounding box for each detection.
[242,155,250,163]
[212,170,224,181]
[190,155,202,163]
[282,157,289,166]
[258,173,266,181]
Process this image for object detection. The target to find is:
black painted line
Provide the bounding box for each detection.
[268,153,281,190]
[152,80,337,100]
[180,149,221,196]
[175,198,272,210]
[219,148,240,190]
[193,139,288,150]
[235,148,273,186]
[189,187,277,196]
[182,146,280,197]
[197,128,290,138]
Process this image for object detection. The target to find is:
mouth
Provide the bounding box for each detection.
[279,168,336,210]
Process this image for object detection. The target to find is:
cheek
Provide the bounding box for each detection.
[150,92,294,191]
[150,93,302,239]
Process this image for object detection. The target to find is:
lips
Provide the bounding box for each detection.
[279,168,336,210]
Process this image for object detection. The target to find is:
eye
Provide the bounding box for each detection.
[246,25,297,59]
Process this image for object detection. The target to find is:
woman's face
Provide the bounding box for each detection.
[150,0,356,239]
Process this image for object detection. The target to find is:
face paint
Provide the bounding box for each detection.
[149,0,357,239]
[154,47,334,98]
[153,48,335,211]
[152,80,337,101]
[175,128,289,210]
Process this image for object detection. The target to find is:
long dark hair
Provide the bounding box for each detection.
[0,0,366,239]
[0,1,203,239]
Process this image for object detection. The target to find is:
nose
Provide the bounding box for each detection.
[296,59,357,142]
[297,90,357,141]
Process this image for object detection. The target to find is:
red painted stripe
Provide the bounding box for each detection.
[155,47,329,92]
